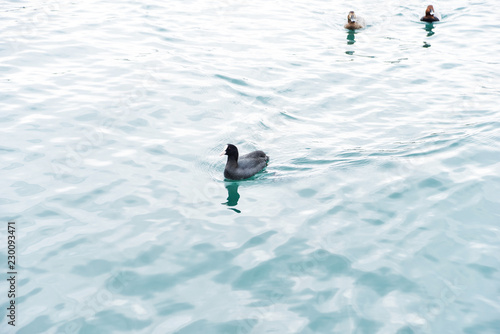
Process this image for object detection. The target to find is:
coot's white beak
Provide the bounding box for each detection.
[430,9,434,15]
[220,145,228,156]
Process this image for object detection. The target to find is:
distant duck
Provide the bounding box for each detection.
[220,144,269,180]
[420,5,440,22]
[344,11,365,30]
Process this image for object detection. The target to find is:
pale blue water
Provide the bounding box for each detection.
[1,0,500,333]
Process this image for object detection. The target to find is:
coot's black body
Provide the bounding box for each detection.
[221,144,269,180]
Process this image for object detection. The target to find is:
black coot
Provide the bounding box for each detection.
[220,144,269,180]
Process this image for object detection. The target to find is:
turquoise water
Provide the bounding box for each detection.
[1,0,500,333]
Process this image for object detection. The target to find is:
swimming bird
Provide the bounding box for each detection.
[420,5,439,22]
[344,11,365,30]
[220,144,269,180]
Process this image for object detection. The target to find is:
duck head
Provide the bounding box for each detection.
[220,144,239,160]
[425,5,435,17]
[347,11,357,23]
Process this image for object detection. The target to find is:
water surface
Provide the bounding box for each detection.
[1,1,499,333]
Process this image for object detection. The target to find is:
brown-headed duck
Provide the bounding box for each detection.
[344,11,365,30]
[420,5,439,22]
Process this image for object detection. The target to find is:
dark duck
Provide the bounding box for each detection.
[220,144,269,180]
[421,5,439,22]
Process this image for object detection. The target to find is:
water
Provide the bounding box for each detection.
[1,0,499,333]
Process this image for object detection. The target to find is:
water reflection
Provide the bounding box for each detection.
[347,30,356,45]
[424,23,435,37]
[222,182,241,212]
[422,23,435,48]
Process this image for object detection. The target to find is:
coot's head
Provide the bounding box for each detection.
[347,11,357,23]
[220,144,239,159]
[425,5,435,17]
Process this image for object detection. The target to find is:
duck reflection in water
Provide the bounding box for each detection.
[347,30,356,45]
[424,23,435,37]
[222,182,241,212]
[423,23,436,48]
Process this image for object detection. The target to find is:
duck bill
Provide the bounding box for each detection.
[220,144,228,156]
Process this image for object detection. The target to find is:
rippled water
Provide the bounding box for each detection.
[1,0,499,333]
